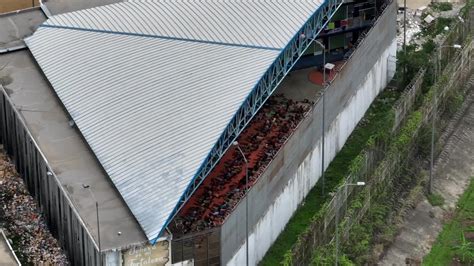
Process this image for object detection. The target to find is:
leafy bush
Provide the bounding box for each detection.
[444,93,464,117]
[432,2,453,12]
[427,193,445,206]
[311,243,354,266]
[453,231,474,263]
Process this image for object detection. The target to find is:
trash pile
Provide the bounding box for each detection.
[396,7,423,49]
[0,151,69,265]
[396,2,465,49]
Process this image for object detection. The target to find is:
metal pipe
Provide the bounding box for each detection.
[233,142,249,266]
[83,185,102,266]
[429,50,440,195]
[335,182,365,265]
[403,0,406,51]
[430,44,462,194]
[96,201,102,266]
[335,190,339,266]
[314,40,326,196]
[322,47,326,197]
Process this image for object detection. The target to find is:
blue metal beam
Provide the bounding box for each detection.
[154,0,344,244]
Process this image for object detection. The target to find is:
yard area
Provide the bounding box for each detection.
[0,0,39,13]
[423,178,474,265]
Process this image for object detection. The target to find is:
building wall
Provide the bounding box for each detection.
[221,1,397,264]
[0,90,101,266]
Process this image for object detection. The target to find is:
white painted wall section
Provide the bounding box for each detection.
[227,38,397,266]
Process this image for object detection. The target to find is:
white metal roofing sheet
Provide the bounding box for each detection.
[44,0,322,49]
[26,0,324,241]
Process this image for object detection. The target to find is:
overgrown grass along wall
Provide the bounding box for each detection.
[423,178,474,265]
[309,10,473,266]
[259,88,400,266]
[311,43,473,266]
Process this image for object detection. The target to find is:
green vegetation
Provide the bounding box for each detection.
[423,178,474,265]
[263,2,469,263]
[432,2,453,12]
[312,242,354,265]
[461,0,474,17]
[343,190,395,264]
[259,88,399,265]
[422,17,454,38]
[397,40,436,88]
[427,193,445,207]
[336,110,424,264]
[444,93,464,118]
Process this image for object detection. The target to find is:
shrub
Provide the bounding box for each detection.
[427,193,445,206]
[432,2,453,12]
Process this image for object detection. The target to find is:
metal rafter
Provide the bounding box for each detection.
[158,0,343,243]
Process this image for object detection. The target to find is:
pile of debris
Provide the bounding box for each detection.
[397,2,465,49]
[397,6,423,48]
[0,151,69,265]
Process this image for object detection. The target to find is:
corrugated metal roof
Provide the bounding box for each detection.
[26,0,323,241]
[44,0,320,49]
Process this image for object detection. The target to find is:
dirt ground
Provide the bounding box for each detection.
[0,0,40,13]
[379,83,474,265]
[397,0,432,9]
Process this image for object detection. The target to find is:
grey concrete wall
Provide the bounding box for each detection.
[0,90,101,266]
[220,1,397,264]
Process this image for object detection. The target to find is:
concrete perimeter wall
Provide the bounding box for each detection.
[221,1,397,264]
[0,88,101,265]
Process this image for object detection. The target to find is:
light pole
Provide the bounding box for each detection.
[82,184,102,266]
[233,141,249,266]
[429,44,461,194]
[403,0,407,52]
[314,40,326,196]
[335,181,366,266]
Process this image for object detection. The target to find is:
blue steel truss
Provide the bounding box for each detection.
[155,0,343,243]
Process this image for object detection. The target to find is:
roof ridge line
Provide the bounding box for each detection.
[39,24,283,51]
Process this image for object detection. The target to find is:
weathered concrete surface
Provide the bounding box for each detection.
[0,230,19,266]
[0,50,147,251]
[276,68,322,102]
[222,1,397,263]
[43,0,123,15]
[379,86,474,265]
[0,8,46,52]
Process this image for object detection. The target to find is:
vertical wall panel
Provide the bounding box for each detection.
[0,88,101,266]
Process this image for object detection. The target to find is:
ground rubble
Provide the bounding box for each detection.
[0,150,69,265]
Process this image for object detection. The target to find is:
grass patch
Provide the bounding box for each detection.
[423,178,474,265]
[427,193,445,207]
[259,88,400,265]
[432,2,453,12]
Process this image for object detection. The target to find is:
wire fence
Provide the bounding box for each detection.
[286,15,474,266]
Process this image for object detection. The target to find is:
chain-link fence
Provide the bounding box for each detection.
[286,13,474,266]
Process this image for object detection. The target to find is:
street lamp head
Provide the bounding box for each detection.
[356,181,366,186]
[233,141,239,146]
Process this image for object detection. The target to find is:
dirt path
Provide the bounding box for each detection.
[379,85,474,265]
